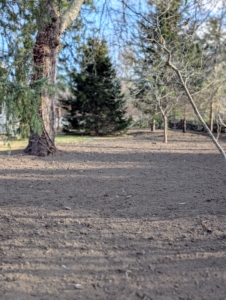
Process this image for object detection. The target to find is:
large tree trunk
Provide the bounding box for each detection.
[24,18,61,156]
[24,0,84,156]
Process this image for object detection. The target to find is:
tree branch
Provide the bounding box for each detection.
[162,42,226,162]
[60,0,85,34]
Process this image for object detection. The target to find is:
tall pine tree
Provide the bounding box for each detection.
[61,38,131,135]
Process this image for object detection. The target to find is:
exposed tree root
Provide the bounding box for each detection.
[24,127,57,157]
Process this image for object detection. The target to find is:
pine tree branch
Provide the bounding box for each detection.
[60,0,85,34]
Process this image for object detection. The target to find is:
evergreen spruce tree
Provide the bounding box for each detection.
[61,38,131,135]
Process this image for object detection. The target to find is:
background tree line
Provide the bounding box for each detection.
[0,0,226,159]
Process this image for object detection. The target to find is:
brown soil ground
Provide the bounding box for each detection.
[0,129,226,300]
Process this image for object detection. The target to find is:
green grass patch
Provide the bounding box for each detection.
[0,132,128,153]
[0,139,28,152]
[55,134,95,144]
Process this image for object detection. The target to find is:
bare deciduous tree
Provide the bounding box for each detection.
[120,0,226,160]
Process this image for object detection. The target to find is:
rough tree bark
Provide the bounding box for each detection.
[24,0,84,156]
[24,15,60,156]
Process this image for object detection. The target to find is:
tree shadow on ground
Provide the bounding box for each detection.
[1,131,226,299]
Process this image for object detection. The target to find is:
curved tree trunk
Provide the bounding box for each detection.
[24,17,61,156]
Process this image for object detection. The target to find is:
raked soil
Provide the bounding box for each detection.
[0,129,226,300]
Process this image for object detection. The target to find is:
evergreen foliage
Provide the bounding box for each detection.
[0,1,53,139]
[0,59,46,138]
[0,0,90,141]
[61,38,131,135]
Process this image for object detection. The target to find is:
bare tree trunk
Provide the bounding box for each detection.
[159,107,168,143]
[163,115,168,143]
[182,117,186,133]
[216,122,221,141]
[209,98,214,132]
[216,114,221,141]
[56,107,60,131]
[183,105,186,133]
[151,120,156,132]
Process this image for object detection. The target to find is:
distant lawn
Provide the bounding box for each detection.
[0,139,28,152]
[55,134,96,144]
[0,133,115,153]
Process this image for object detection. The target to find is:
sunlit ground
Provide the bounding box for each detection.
[0,131,132,154]
[0,134,96,153]
[0,130,226,299]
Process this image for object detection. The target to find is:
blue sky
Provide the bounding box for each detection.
[0,0,225,79]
